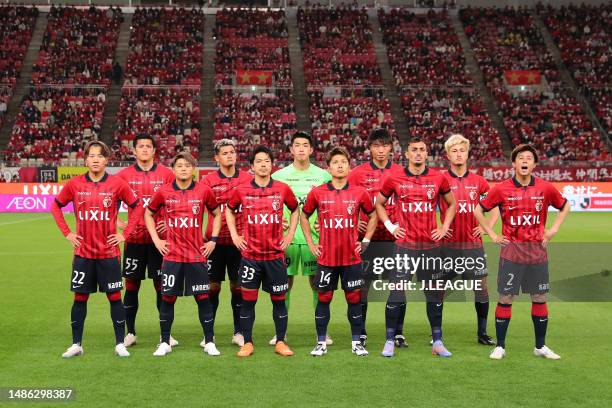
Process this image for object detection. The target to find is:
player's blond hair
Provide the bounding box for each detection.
[444,134,470,153]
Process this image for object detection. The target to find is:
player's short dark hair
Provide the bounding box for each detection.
[214,138,237,155]
[511,144,539,163]
[406,136,426,149]
[326,146,350,164]
[249,145,274,164]
[367,128,392,146]
[291,131,312,145]
[171,151,197,168]
[84,140,111,158]
[134,134,156,149]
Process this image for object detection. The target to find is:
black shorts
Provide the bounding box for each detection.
[315,263,363,292]
[361,240,395,283]
[208,244,241,282]
[498,259,549,295]
[238,257,288,296]
[71,256,123,294]
[441,247,488,281]
[160,261,210,297]
[122,243,163,280]
[389,246,445,283]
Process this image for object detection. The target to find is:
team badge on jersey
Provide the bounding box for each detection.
[347,203,355,215]
[103,196,112,208]
[272,199,280,211]
[469,190,477,201]
[426,188,435,200]
[192,204,200,215]
[535,200,543,212]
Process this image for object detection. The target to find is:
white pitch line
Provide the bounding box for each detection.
[0,215,51,226]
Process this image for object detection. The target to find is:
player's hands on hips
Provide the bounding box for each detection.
[201,241,216,258]
[358,220,367,234]
[107,233,125,246]
[280,234,293,251]
[156,220,166,235]
[542,227,558,247]
[232,235,247,251]
[153,238,169,256]
[490,232,509,246]
[308,243,322,257]
[66,232,83,248]
[431,227,452,241]
[116,218,127,230]
[356,240,369,254]
[472,225,486,238]
[392,226,406,239]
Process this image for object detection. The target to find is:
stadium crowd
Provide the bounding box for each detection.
[298,5,397,161]
[213,8,296,162]
[112,7,205,163]
[0,6,38,127]
[540,3,611,133]
[379,8,504,161]
[6,5,122,164]
[460,6,608,161]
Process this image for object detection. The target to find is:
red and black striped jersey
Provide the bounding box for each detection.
[480,176,567,264]
[202,169,253,246]
[148,180,218,263]
[53,173,139,259]
[380,167,451,250]
[347,160,402,242]
[440,169,490,249]
[303,182,374,267]
[227,179,298,261]
[117,163,174,244]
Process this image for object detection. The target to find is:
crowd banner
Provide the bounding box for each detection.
[464,166,612,182]
[0,166,20,182]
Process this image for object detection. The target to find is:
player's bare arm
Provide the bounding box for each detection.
[375,192,405,239]
[281,207,299,250]
[474,204,509,245]
[356,210,377,254]
[432,191,455,241]
[226,206,247,251]
[145,207,168,256]
[201,206,222,257]
[543,203,570,247]
[300,210,321,257]
[473,206,500,238]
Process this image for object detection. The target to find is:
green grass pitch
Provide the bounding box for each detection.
[0,212,611,407]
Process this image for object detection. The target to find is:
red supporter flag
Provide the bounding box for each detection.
[504,70,542,85]
[236,70,273,86]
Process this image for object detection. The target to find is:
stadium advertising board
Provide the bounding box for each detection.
[57,167,87,183]
[0,182,611,213]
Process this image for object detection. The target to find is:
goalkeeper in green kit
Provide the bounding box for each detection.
[271,131,332,345]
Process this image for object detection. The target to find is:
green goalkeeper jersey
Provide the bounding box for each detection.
[272,163,331,245]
